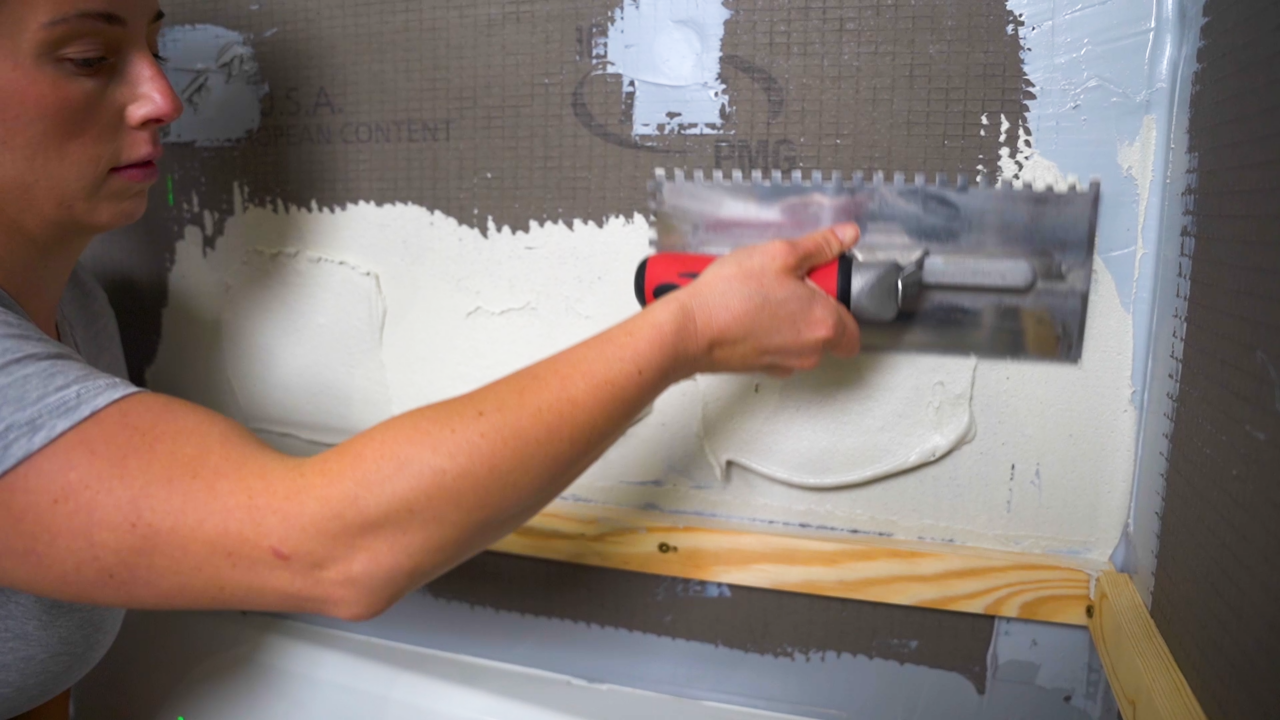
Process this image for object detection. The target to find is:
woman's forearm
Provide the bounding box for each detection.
[0,227,857,618]
[296,296,698,617]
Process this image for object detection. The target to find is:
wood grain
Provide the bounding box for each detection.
[1089,571,1207,720]
[491,502,1108,625]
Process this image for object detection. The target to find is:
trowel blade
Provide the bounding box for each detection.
[648,168,1100,362]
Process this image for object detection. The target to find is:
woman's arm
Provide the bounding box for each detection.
[0,226,859,619]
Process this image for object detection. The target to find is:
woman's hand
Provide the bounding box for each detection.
[666,223,862,377]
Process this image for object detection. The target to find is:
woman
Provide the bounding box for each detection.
[0,1,860,716]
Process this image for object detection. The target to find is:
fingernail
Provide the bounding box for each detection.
[835,224,859,247]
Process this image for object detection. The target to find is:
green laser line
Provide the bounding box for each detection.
[167,175,174,207]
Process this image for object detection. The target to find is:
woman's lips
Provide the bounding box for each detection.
[109,160,160,184]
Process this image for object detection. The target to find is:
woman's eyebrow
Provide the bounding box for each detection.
[43,9,166,28]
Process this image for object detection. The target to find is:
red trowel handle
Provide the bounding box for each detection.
[635,253,846,307]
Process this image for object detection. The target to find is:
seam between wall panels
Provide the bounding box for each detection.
[1118,0,1207,603]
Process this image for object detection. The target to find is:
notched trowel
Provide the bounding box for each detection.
[634,168,1100,362]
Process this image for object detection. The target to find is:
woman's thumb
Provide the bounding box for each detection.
[788,223,860,272]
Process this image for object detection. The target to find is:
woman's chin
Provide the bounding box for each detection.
[89,194,152,233]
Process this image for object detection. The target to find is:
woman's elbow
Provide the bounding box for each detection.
[307,548,446,622]
[310,567,401,622]
[324,589,396,622]
[320,564,460,622]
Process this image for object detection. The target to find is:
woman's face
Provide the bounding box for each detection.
[0,0,182,242]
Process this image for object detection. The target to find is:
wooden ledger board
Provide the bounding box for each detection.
[494,507,1212,717]
[1089,572,1207,720]
[492,501,1110,626]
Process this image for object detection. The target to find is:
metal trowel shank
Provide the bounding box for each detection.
[649,168,1101,362]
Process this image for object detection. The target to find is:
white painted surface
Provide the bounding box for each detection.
[74,613,804,720]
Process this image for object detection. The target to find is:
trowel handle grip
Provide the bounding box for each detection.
[635,253,848,306]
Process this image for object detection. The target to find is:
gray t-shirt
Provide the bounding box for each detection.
[0,264,143,718]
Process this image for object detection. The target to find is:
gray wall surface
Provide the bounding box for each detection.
[1150,0,1280,717]
[76,0,1142,716]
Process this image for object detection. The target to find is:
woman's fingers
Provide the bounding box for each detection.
[671,223,864,375]
[785,223,860,274]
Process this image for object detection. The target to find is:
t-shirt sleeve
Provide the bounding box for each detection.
[0,310,143,477]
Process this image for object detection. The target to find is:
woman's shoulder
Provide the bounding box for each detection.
[0,265,141,478]
[58,262,130,380]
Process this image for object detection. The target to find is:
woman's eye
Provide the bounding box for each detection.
[68,56,111,72]
[152,53,169,65]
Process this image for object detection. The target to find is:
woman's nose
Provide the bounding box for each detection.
[126,54,184,129]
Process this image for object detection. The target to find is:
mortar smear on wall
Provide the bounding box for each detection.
[159,24,267,146]
[142,0,1035,251]
[699,356,978,488]
[600,0,734,137]
[1118,115,1159,308]
[221,247,392,444]
[150,194,652,442]
[141,0,1156,561]
[150,195,1134,559]
[982,113,1073,191]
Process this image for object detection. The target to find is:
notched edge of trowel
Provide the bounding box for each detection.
[646,167,1102,362]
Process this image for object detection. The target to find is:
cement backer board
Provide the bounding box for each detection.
[1150,0,1280,717]
[111,0,1139,561]
[158,0,1029,234]
[82,0,1055,694]
[100,0,1031,380]
[80,0,1152,701]
[426,552,994,691]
